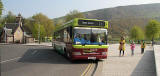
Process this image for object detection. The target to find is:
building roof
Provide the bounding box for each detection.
[5,23,23,34]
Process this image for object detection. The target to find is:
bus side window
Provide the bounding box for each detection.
[55,30,63,42]
[105,32,108,44]
[63,30,68,42]
[67,27,72,43]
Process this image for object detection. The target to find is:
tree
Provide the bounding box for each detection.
[54,19,64,30]
[32,13,54,37]
[0,0,3,28]
[130,25,144,41]
[0,0,3,17]
[24,13,55,40]
[32,23,46,39]
[145,20,160,45]
[23,17,33,32]
[0,11,16,29]
[65,10,85,22]
[4,11,16,23]
[0,17,3,28]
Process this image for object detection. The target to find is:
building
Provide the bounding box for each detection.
[24,32,35,43]
[0,14,34,43]
[0,14,35,43]
[0,14,24,43]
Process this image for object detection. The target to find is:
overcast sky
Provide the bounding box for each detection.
[2,0,160,19]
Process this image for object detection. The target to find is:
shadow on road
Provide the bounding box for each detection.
[131,50,156,76]
[18,48,93,64]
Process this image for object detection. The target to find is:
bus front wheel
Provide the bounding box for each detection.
[66,52,71,59]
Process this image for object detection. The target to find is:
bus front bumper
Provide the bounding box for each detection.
[71,55,107,60]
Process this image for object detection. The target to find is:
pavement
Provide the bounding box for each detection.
[102,44,156,76]
[154,45,160,76]
[24,42,52,46]
[0,44,92,76]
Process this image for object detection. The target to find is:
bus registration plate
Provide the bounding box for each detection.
[88,57,96,59]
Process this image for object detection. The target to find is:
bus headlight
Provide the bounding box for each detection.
[102,52,107,55]
[76,42,81,44]
[72,52,81,55]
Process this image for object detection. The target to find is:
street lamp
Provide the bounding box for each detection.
[38,21,40,44]
[4,22,7,43]
[2,9,7,43]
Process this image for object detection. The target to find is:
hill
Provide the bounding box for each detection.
[53,3,160,37]
[85,3,160,20]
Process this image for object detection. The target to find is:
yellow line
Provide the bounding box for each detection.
[85,63,93,76]
[81,62,93,76]
[81,63,91,76]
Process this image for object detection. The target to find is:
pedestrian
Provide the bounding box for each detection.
[141,40,146,54]
[130,41,135,56]
[119,37,125,56]
[129,40,131,44]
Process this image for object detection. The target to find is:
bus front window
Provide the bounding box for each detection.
[74,27,107,45]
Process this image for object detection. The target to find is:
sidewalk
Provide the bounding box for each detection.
[24,42,52,46]
[102,44,156,76]
[154,45,160,76]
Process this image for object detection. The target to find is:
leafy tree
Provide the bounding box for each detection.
[130,25,144,41]
[32,23,38,38]
[24,13,54,40]
[4,11,16,23]
[65,10,85,22]
[32,23,46,39]
[54,19,63,30]
[0,11,16,29]
[145,20,160,44]
[0,0,3,28]
[0,17,3,28]
[32,13,54,37]
[23,18,33,32]
[0,0,3,17]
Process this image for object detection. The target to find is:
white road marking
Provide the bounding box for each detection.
[0,57,21,63]
[31,50,37,55]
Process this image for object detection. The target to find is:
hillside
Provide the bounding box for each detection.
[53,3,160,37]
[85,3,160,20]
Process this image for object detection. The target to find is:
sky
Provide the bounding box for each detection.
[2,0,160,19]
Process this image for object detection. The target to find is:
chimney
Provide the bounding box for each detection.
[16,13,23,27]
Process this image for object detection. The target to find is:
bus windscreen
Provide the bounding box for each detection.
[73,27,107,45]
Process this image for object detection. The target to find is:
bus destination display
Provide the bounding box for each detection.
[78,20,105,27]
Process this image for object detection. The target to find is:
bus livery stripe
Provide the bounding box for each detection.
[73,45,109,49]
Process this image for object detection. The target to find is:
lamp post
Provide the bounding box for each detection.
[2,9,7,43]
[38,21,40,44]
[4,22,6,43]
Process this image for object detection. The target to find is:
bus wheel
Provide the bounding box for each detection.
[53,44,56,50]
[66,52,71,59]
[67,52,75,62]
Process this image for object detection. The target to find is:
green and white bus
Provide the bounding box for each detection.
[52,18,109,60]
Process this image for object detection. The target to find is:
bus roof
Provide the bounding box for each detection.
[54,18,108,32]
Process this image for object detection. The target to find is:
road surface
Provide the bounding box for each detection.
[0,44,93,76]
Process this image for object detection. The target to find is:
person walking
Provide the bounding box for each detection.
[119,37,125,56]
[141,40,146,54]
[130,41,135,56]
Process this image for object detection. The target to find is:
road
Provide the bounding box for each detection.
[0,44,94,76]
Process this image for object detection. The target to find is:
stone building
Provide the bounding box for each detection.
[0,14,24,43]
[0,14,35,43]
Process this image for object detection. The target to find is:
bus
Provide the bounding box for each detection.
[52,18,109,60]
